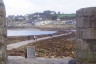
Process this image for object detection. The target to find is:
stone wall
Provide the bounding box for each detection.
[76,7,96,64]
[0,0,7,64]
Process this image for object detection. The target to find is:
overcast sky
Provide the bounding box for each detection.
[3,0,96,16]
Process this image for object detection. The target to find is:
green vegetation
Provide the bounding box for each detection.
[57,14,76,18]
[7,10,76,22]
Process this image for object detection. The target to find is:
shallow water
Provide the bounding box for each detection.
[7,29,56,36]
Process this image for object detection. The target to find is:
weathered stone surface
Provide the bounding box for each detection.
[76,7,96,28]
[76,39,89,50]
[76,17,91,28]
[90,15,96,28]
[76,16,96,28]
[82,7,96,16]
[76,39,89,59]
[76,8,83,17]
[77,7,96,17]
[76,7,96,64]
[26,46,35,58]
[76,28,83,39]
[0,0,7,64]
[76,39,96,63]
[0,1,5,17]
[82,28,96,39]
[0,28,7,35]
[0,18,6,26]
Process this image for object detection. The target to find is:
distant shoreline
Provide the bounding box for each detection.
[7,24,75,31]
[8,28,41,31]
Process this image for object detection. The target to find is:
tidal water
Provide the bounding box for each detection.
[7,29,56,36]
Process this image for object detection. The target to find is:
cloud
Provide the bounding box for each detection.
[3,0,96,16]
[4,0,41,15]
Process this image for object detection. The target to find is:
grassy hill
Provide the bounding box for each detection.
[56,14,76,19]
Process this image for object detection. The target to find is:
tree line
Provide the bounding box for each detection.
[7,10,76,22]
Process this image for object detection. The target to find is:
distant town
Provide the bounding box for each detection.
[6,10,76,27]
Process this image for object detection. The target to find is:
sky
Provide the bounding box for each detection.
[3,0,96,16]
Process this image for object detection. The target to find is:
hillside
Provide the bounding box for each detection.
[57,14,76,18]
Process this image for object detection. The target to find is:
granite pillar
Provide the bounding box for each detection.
[76,7,96,64]
[0,0,7,64]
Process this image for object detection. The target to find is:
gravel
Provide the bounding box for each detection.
[8,56,73,64]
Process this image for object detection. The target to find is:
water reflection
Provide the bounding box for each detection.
[7,30,56,36]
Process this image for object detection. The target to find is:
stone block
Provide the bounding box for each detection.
[0,19,6,27]
[76,28,83,39]
[76,39,96,62]
[85,39,96,52]
[77,10,96,28]
[26,46,35,58]
[0,46,7,61]
[77,7,96,17]
[76,39,90,60]
[0,8,5,17]
[76,7,96,64]
[76,8,83,17]
[0,28,7,35]
[0,4,5,17]
[90,15,96,28]
[68,59,77,64]
[0,0,7,64]
[82,7,96,17]
[76,17,91,28]
[76,39,89,50]
[82,28,96,39]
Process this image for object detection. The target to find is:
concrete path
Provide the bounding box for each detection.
[8,56,73,64]
[7,32,72,50]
